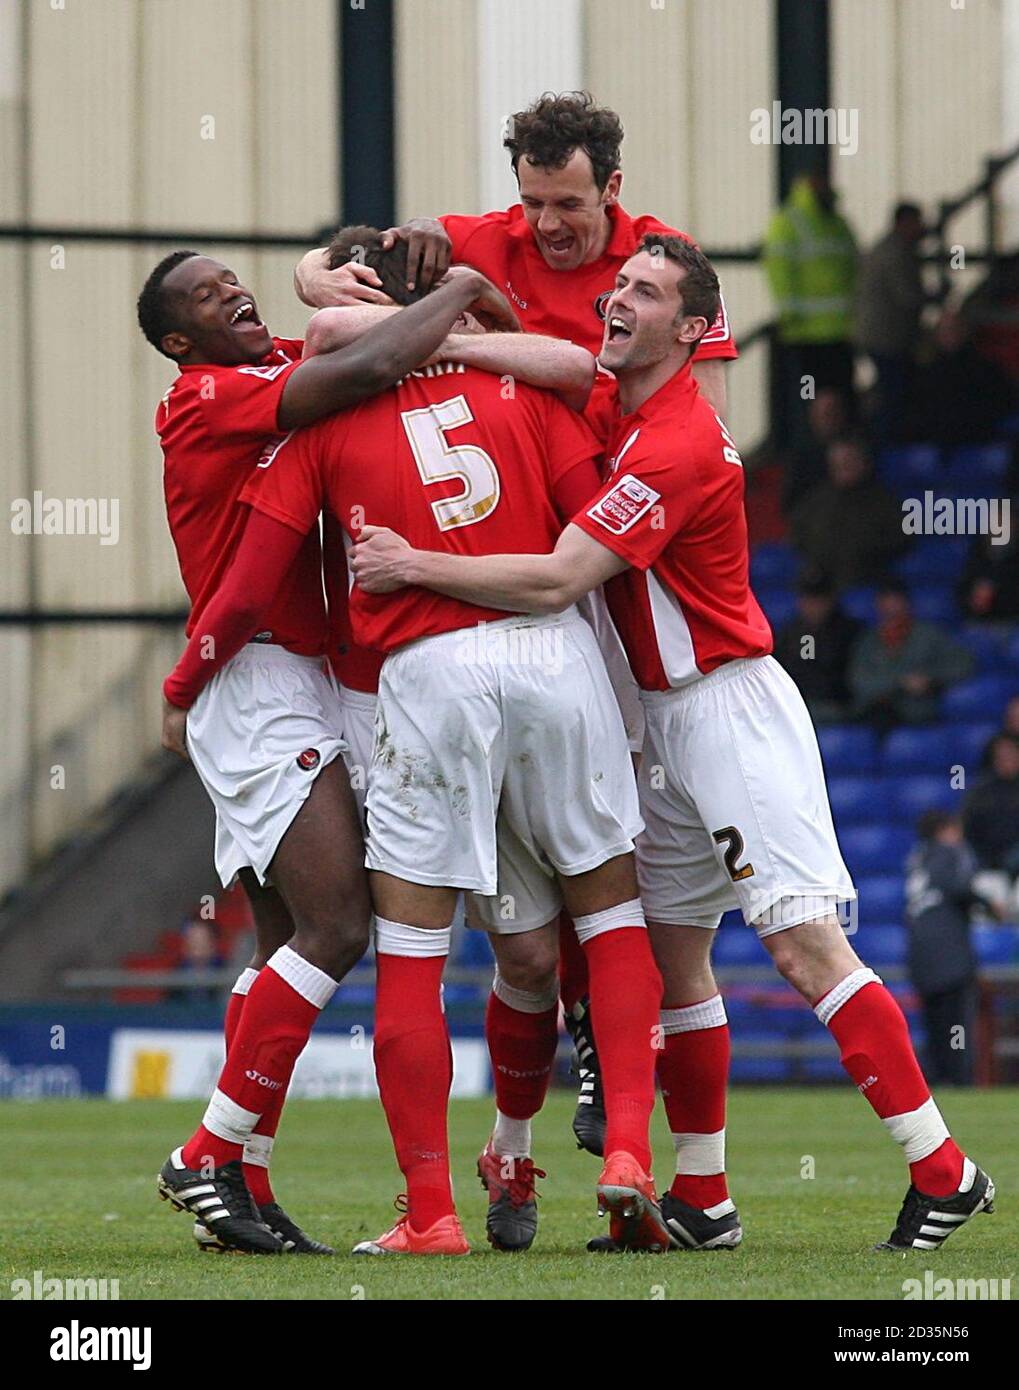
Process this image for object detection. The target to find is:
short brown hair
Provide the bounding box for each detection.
[504,91,622,192]
[324,224,425,306]
[637,234,721,331]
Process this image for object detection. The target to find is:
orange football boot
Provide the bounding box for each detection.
[595,1150,675,1252]
[351,1196,470,1256]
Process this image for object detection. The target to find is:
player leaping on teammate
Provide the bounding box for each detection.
[351,234,996,1255]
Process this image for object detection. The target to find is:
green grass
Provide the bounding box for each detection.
[1,1089,1015,1300]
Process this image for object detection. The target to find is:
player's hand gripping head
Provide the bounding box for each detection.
[326,224,520,332]
[137,251,273,365]
[505,90,623,270]
[599,234,720,375]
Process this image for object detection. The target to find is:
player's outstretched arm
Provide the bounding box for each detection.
[162,510,308,715]
[437,333,596,410]
[350,523,627,616]
[278,271,518,429]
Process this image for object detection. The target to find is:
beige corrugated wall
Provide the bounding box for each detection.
[0,0,337,890]
[1,0,1015,890]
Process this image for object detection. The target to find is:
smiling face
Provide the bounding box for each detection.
[159,256,272,365]
[517,147,621,271]
[598,249,707,374]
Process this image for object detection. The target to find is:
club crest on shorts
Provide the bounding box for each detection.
[296,747,321,771]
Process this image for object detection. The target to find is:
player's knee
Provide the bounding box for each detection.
[494,940,559,996]
[294,901,371,979]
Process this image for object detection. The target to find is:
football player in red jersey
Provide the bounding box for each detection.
[297,89,723,1154]
[141,249,519,1254]
[352,235,996,1257]
[160,229,671,1258]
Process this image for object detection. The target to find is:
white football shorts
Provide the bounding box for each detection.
[185,643,347,888]
[365,608,643,932]
[636,655,856,936]
[335,683,378,821]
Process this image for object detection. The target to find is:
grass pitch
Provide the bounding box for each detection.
[1,1088,1015,1301]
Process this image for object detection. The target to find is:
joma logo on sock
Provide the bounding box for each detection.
[245,1069,283,1090]
[858,1074,878,1093]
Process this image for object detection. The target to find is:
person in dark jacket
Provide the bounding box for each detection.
[773,567,863,723]
[904,811,997,1085]
[962,733,1019,875]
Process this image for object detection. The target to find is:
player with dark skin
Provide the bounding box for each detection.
[157,253,519,985]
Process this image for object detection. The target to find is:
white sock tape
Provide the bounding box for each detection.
[492,970,559,1014]
[572,898,645,945]
[883,1096,951,1164]
[202,1088,261,1146]
[672,1128,726,1176]
[232,967,259,997]
[661,995,727,1034]
[268,944,337,1010]
[814,967,882,1027]
[374,917,451,958]
[242,1133,274,1169]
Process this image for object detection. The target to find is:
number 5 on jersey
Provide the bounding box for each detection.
[402,394,501,531]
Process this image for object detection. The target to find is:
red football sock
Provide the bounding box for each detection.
[658,996,730,1208]
[558,912,589,1014]
[224,991,246,1051]
[373,950,455,1231]
[581,925,662,1173]
[486,990,558,1120]
[818,976,964,1197]
[182,948,332,1171]
[226,974,282,1206]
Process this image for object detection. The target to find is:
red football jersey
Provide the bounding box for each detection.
[240,363,602,654]
[572,363,772,692]
[157,336,327,656]
[322,511,384,692]
[439,203,736,360]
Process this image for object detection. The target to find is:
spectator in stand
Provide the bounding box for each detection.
[763,167,858,448]
[782,385,852,513]
[905,307,1016,446]
[962,733,1019,876]
[177,916,225,1007]
[854,202,927,445]
[789,433,910,588]
[960,513,1019,622]
[773,567,863,724]
[904,811,997,1087]
[848,581,973,732]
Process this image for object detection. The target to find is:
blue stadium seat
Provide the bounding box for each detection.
[855,875,904,921]
[957,626,1009,674]
[455,930,494,967]
[877,444,942,492]
[855,924,907,965]
[942,674,1018,721]
[712,928,762,965]
[1004,631,1019,673]
[891,774,963,820]
[839,825,914,875]
[946,442,1011,479]
[972,923,1019,965]
[909,587,959,623]
[817,724,879,773]
[883,725,955,773]
[755,588,797,630]
[828,774,894,825]
[841,586,878,623]
[751,543,799,587]
[896,537,969,583]
[953,721,998,766]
